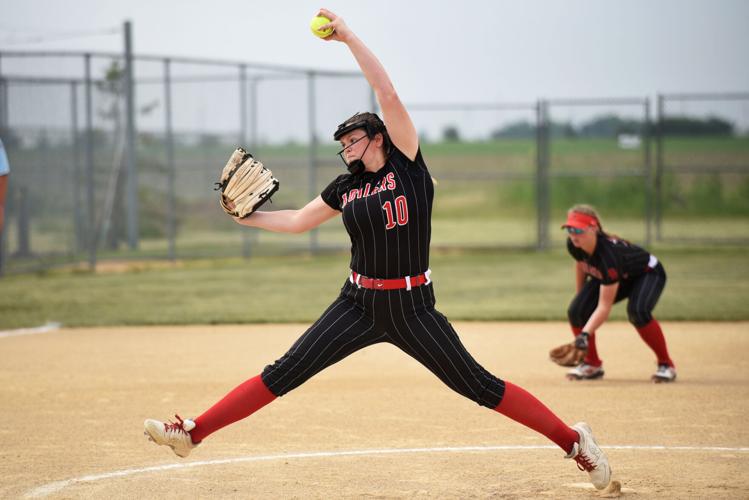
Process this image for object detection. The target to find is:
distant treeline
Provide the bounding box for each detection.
[488,114,736,140]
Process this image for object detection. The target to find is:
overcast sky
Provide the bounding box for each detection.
[3,0,749,137]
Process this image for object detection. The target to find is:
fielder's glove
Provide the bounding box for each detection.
[574,331,590,351]
[549,332,589,367]
[215,148,279,218]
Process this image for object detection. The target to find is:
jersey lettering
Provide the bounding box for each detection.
[341,172,398,208]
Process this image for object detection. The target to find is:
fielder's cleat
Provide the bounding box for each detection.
[652,364,677,383]
[566,363,604,381]
[144,414,197,458]
[566,422,612,490]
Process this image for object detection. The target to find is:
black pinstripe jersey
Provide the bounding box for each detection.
[321,147,433,279]
[567,234,652,284]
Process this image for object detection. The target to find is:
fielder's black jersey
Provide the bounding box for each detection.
[321,147,433,279]
[567,233,653,285]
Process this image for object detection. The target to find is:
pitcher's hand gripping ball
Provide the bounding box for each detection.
[215,148,279,218]
[310,15,334,38]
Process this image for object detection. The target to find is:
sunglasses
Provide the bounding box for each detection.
[565,227,585,235]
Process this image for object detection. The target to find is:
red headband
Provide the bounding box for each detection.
[562,211,598,230]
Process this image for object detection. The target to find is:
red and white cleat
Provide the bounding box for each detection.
[566,363,604,381]
[565,422,612,490]
[144,414,197,458]
[652,364,677,383]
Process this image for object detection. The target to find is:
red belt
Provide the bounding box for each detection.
[350,270,432,291]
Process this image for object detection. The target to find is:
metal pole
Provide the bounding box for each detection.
[84,54,96,270]
[0,60,6,275]
[0,54,6,128]
[17,187,31,257]
[249,77,258,150]
[0,55,7,128]
[164,59,176,262]
[308,71,318,254]
[71,81,84,254]
[239,64,252,259]
[247,76,260,253]
[535,100,550,250]
[123,20,139,250]
[654,94,664,242]
[535,100,542,250]
[643,98,652,247]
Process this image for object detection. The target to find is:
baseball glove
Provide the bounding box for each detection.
[549,342,586,367]
[215,148,279,218]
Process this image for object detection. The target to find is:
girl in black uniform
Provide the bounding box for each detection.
[562,204,676,382]
[145,9,612,490]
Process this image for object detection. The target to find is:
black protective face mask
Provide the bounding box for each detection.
[337,135,372,175]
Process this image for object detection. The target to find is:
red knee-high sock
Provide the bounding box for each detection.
[571,325,601,366]
[495,381,578,454]
[636,319,674,367]
[583,332,602,367]
[190,374,277,443]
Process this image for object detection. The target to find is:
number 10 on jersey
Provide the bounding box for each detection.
[382,195,409,230]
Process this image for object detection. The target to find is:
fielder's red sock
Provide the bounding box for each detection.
[570,325,583,337]
[190,374,277,443]
[636,319,674,367]
[494,381,578,454]
[583,332,602,367]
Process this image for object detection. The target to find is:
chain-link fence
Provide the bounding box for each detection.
[1,47,747,275]
[0,49,371,274]
[655,92,749,244]
[543,97,654,248]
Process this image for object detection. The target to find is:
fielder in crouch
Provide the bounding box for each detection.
[562,204,676,382]
[145,9,612,490]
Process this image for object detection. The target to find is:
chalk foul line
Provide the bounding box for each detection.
[0,322,61,339]
[24,443,749,498]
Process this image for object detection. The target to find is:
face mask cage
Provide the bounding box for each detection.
[333,113,389,175]
[336,134,371,175]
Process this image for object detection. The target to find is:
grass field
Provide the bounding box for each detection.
[1,246,747,329]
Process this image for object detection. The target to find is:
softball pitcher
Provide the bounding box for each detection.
[145,9,612,490]
[562,204,676,382]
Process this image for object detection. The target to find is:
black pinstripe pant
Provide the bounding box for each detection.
[262,279,506,408]
[568,264,667,328]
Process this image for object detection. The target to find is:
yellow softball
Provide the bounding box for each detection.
[310,15,334,38]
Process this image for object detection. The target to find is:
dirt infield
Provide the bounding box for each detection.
[1,322,747,499]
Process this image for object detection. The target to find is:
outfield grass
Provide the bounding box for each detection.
[4,135,748,276]
[1,246,747,329]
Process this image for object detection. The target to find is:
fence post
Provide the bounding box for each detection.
[654,94,664,242]
[246,76,260,254]
[123,20,139,250]
[643,98,652,247]
[0,71,6,275]
[307,71,318,254]
[0,55,7,127]
[238,64,253,259]
[70,81,84,254]
[16,186,31,257]
[84,54,96,270]
[164,59,177,262]
[535,99,550,250]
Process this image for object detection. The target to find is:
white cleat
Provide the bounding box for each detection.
[652,364,677,383]
[566,363,604,381]
[144,414,197,458]
[566,422,612,490]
